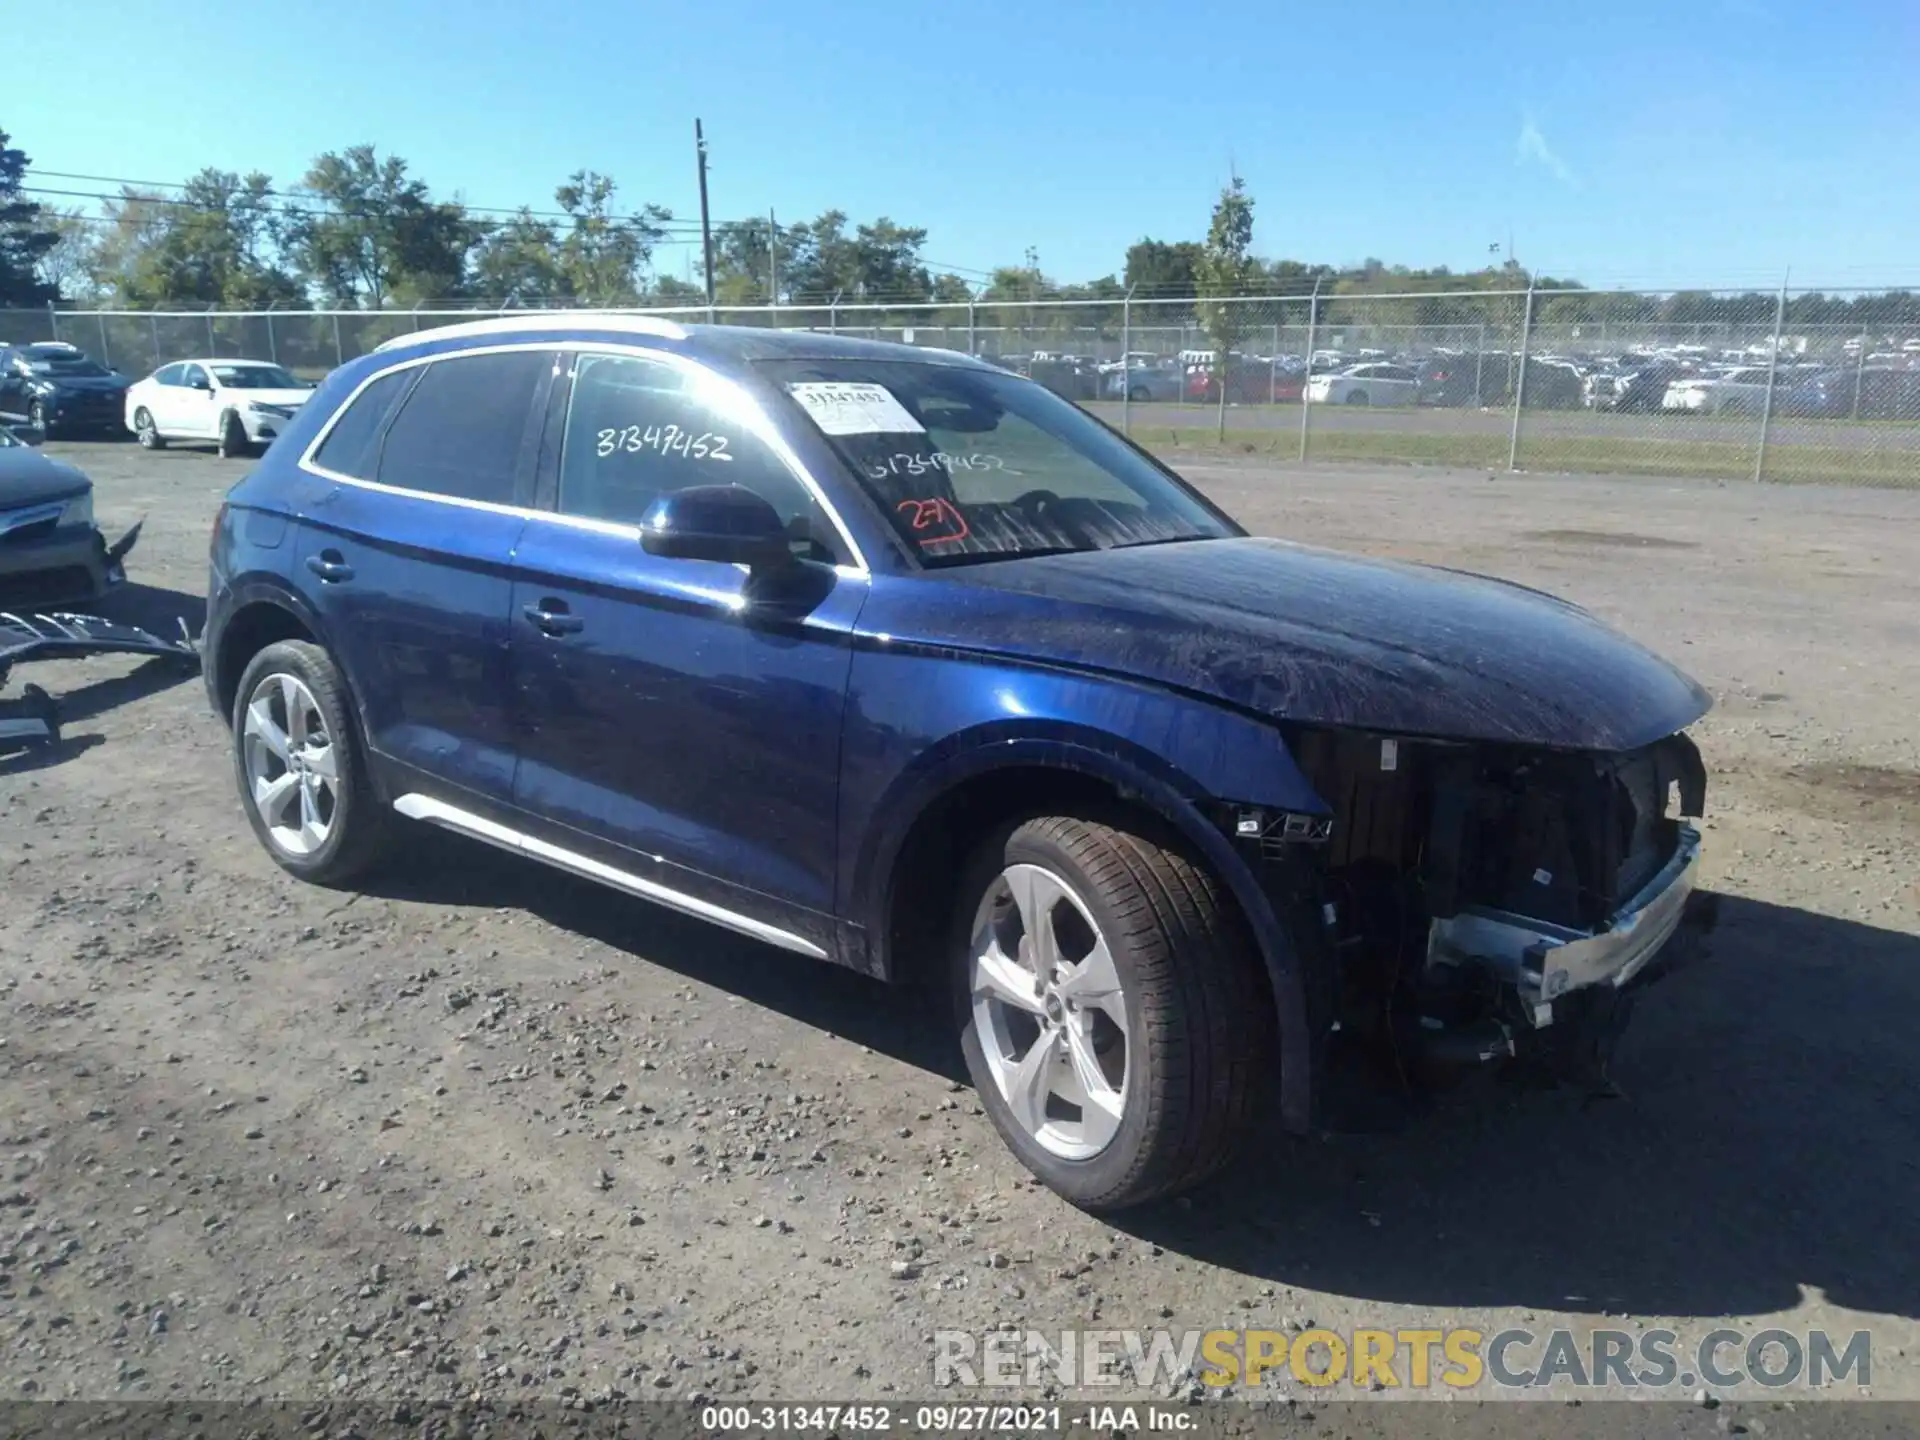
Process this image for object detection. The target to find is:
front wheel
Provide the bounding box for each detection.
[953,815,1272,1210]
[218,412,254,460]
[28,399,46,433]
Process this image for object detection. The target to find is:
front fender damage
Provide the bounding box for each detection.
[1222,724,1716,1129]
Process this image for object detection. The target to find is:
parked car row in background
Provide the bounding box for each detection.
[0,341,315,453]
[983,339,1920,419]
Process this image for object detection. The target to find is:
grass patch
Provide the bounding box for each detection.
[1125,425,1920,486]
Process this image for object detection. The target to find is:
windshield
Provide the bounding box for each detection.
[24,348,109,378]
[760,358,1238,565]
[211,364,301,389]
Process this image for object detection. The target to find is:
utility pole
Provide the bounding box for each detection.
[695,119,716,312]
[769,207,779,308]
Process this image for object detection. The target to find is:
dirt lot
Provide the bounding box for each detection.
[4,439,1919,1423]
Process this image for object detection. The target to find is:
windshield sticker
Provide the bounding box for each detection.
[866,452,1006,479]
[596,424,733,462]
[896,497,970,545]
[787,382,925,436]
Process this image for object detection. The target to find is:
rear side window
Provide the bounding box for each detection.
[310,368,416,480]
[375,350,551,506]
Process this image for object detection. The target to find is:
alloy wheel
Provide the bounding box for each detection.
[241,672,338,857]
[968,863,1129,1159]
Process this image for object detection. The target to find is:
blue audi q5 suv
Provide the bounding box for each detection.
[203,315,1713,1209]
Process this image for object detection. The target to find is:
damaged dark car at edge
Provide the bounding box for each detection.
[0,424,141,609]
[201,317,1714,1212]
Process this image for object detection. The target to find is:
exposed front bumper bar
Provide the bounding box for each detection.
[1426,823,1703,1027]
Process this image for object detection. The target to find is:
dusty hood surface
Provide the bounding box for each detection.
[898,536,1712,751]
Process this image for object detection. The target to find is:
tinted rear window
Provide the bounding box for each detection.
[311,368,417,481]
[375,351,551,505]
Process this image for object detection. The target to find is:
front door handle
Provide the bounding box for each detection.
[305,552,354,583]
[522,599,584,636]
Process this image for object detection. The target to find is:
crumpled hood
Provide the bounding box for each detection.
[0,447,92,508]
[899,536,1712,752]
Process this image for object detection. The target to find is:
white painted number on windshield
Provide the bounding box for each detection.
[595,425,733,462]
[866,452,1007,479]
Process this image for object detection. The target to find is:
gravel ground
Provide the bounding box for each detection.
[3,439,1918,1425]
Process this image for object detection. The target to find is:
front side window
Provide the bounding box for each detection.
[182,365,209,389]
[557,351,837,561]
[760,358,1237,566]
[375,350,550,506]
[154,363,186,387]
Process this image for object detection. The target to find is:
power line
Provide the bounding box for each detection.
[25,169,1003,279]
[23,168,805,238]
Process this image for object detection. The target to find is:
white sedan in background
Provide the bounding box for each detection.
[1661,366,1773,415]
[124,359,316,457]
[1304,362,1421,406]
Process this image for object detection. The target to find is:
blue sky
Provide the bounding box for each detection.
[11,0,1918,291]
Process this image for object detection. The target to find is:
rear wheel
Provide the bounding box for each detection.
[231,640,390,886]
[1345,390,1372,406]
[134,408,166,449]
[953,814,1271,1211]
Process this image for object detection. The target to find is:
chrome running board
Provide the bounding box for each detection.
[392,793,828,960]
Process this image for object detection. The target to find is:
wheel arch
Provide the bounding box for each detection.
[860,733,1321,1132]
[209,580,326,723]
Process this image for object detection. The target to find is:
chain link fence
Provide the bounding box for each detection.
[8,286,1920,486]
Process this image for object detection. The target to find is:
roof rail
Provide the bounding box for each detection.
[372,312,690,354]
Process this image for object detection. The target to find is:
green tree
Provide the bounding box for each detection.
[84,171,301,306]
[473,208,570,304]
[1196,176,1258,354]
[1195,177,1259,435]
[0,127,58,305]
[285,146,483,307]
[1123,239,1202,299]
[37,207,98,300]
[554,171,670,305]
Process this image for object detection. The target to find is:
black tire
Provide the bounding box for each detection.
[134,408,166,449]
[952,814,1272,1211]
[1128,384,1150,402]
[218,411,254,460]
[1344,390,1371,406]
[230,639,390,886]
[28,399,46,433]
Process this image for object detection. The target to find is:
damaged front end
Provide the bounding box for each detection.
[1235,726,1716,1109]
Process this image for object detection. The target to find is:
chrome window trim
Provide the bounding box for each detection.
[298,340,871,576]
[392,793,828,960]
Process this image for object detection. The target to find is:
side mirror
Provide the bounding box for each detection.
[640,485,791,568]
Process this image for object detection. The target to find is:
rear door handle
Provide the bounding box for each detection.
[305,552,353,583]
[522,599,584,636]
